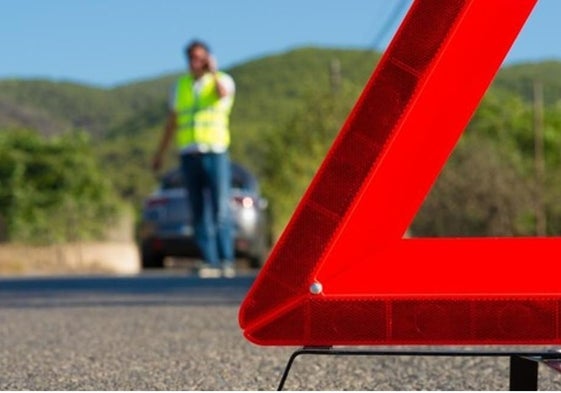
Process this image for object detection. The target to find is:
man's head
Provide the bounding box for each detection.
[185,40,211,78]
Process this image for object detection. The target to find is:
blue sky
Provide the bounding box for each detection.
[0,0,560,87]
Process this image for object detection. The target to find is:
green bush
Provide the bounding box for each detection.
[0,129,124,243]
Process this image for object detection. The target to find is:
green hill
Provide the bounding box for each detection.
[0,47,380,135]
[0,80,124,137]
[3,51,561,141]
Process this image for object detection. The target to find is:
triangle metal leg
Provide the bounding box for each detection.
[276,347,561,391]
[509,356,539,391]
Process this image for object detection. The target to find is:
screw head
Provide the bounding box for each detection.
[309,282,323,295]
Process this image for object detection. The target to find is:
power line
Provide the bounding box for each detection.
[369,0,410,51]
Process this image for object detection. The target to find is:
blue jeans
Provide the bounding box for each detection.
[180,152,234,266]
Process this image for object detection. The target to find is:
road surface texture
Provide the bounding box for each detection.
[0,273,560,390]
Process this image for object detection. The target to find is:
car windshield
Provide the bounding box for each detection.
[160,162,259,193]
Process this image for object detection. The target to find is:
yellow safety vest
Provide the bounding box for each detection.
[174,72,234,151]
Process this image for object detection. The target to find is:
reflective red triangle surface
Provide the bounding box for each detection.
[239,0,561,346]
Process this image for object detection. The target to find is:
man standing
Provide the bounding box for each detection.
[152,40,236,278]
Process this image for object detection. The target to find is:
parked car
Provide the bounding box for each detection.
[139,162,271,269]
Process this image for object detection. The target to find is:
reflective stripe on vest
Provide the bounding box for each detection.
[174,72,233,150]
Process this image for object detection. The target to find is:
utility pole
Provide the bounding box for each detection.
[330,58,342,94]
[533,79,546,236]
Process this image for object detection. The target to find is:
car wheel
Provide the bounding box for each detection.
[248,254,264,269]
[141,241,165,269]
[247,231,270,269]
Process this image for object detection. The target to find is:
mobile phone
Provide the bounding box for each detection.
[204,55,210,71]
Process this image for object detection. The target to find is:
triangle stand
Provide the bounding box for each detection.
[240,2,561,390]
[277,347,561,391]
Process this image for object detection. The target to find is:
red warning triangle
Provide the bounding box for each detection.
[240,0,561,346]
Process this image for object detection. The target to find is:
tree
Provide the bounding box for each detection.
[412,133,534,236]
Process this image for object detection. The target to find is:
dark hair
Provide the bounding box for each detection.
[185,40,211,58]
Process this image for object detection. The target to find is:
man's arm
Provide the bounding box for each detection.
[213,73,229,98]
[152,111,177,172]
[208,55,231,98]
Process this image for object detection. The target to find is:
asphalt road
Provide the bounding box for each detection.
[1,272,561,390]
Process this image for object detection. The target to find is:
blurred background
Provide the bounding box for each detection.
[1,0,561,275]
